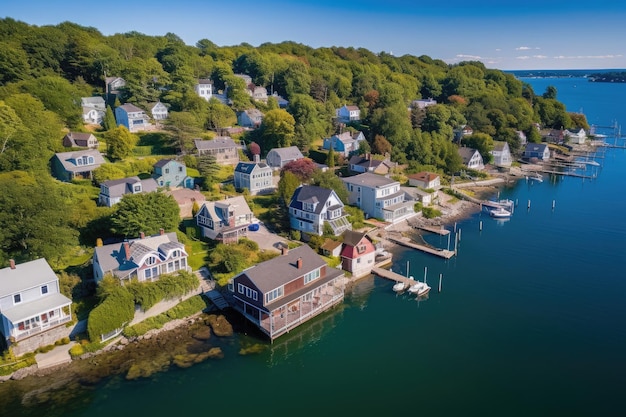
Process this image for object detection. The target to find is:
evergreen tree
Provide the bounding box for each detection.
[103,105,117,131]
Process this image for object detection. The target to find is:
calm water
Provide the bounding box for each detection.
[6,76,626,416]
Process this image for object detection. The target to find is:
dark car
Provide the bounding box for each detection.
[248,223,260,231]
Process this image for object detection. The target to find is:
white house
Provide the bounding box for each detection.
[266,146,305,170]
[565,128,587,145]
[81,96,106,125]
[196,196,254,243]
[407,172,441,189]
[0,258,73,352]
[92,230,190,284]
[458,147,484,170]
[237,109,264,128]
[195,79,213,101]
[410,98,437,110]
[336,105,361,123]
[234,161,275,195]
[342,172,415,224]
[491,141,512,167]
[149,101,169,120]
[62,132,99,149]
[289,185,352,236]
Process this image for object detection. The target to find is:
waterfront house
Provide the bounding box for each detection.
[342,172,415,224]
[92,230,190,284]
[234,160,275,195]
[81,96,106,125]
[523,143,550,161]
[228,244,345,341]
[340,230,376,278]
[194,137,240,166]
[323,131,366,157]
[565,128,587,145]
[152,159,194,189]
[195,195,253,243]
[335,105,361,123]
[195,79,213,101]
[51,149,106,182]
[98,176,159,207]
[266,146,305,170]
[458,147,485,171]
[289,185,352,237]
[348,153,394,175]
[402,186,436,206]
[0,258,73,355]
[63,132,99,149]
[115,103,152,132]
[237,108,264,128]
[148,101,169,120]
[490,141,512,167]
[407,172,441,190]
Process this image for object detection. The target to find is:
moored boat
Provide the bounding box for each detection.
[489,207,512,218]
[407,280,431,297]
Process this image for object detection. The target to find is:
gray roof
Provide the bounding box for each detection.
[117,103,144,113]
[54,149,106,172]
[2,292,72,322]
[199,195,252,221]
[525,143,548,152]
[289,185,337,214]
[0,258,60,297]
[342,230,368,247]
[101,176,158,198]
[94,232,182,278]
[342,172,397,188]
[268,146,304,160]
[235,161,269,174]
[81,96,105,106]
[458,147,479,163]
[194,137,237,150]
[492,141,508,152]
[197,79,213,85]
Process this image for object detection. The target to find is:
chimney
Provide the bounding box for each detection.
[253,154,260,163]
[124,242,131,261]
[297,257,303,269]
[9,259,16,270]
[140,231,145,239]
[281,245,289,256]
[159,228,165,235]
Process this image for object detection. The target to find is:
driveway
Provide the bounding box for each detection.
[246,221,288,252]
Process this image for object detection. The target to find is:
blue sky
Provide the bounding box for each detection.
[3,0,626,70]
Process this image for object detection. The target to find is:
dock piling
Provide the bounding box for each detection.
[438,273,442,293]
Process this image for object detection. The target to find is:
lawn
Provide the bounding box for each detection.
[186,239,210,271]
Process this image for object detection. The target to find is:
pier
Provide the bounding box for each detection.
[372,267,418,286]
[409,222,450,235]
[386,235,455,259]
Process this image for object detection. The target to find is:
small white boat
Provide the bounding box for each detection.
[407,281,431,297]
[393,280,409,293]
[489,207,512,218]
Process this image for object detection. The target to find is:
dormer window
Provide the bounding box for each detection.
[172,250,181,258]
[146,256,157,265]
[41,285,48,295]
[133,185,142,193]
[14,294,21,304]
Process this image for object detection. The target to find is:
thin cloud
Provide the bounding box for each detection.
[554,54,624,60]
[456,54,482,60]
[516,46,532,51]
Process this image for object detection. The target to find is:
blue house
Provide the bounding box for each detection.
[523,143,550,161]
[322,131,366,157]
[152,159,194,189]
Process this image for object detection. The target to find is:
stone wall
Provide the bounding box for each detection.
[11,325,72,356]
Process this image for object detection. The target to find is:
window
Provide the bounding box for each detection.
[14,294,21,304]
[304,268,320,284]
[41,285,48,295]
[133,185,142,193]
[357,244,367,254]
[266,287,284,303]
[165,168,170,174]
[146,256,157,265]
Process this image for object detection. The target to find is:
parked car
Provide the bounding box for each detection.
[248,223,260,231]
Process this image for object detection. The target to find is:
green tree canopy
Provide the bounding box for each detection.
[259,108,296,150]
[105,125,138,160]
[109,192,180,237]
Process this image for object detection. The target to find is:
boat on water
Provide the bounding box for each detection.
[393,276,412,293]
[527,173,543,183]
[489,207,512,218]
[407,280,431,297]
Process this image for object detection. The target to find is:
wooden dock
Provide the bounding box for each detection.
[387,236,455,259]
[410,223,450,235]
[372,267,418,286]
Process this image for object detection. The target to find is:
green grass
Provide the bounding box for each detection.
[186,239,210,270]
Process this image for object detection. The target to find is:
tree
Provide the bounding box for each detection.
[281,157,318,182]
[277,171,300,207]
[105,125,138,160]
[103,105,117,131]
[462,133,495,165]
[206,98,237,131]
[248,141,261,157]
[93,163,127,184]
[543,85,558,100]
[311,170,349,204]
[109,192,180,237]
[372,134,392,155]
[196,153,220,191]
[259,108,295,150]
[327,145,335,168]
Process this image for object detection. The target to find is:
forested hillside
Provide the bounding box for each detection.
[0,17,579,268]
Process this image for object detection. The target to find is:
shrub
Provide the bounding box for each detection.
[69,344,85,357]
[87,286,135,342]
[422,207,442,219]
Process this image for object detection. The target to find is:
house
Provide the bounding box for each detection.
[194,137,240,166]
[0,258,73,354]
[227,244,345,341]
[270,92,289,108]
[51,149,106,182]
[195,79,213,101]
[105,76,126,98]
[411,98,437,109]
[196,196,253,243]
[336,105,361,123]
[320,239,343,257]
[248,85,268,102]
[115,103,152,132]
[340,230,376,278]
[234,73,252,85]
[348,153,395,175]
[81,96,106,124]
[541,129,565,144]
[166,188,207,219]
[152,159,194,189]
[342,172,415,224]
[402,186,436,206]
[407,172,441,189]
[148,101,169,120]
[458,147,484,170]
[98,176,159,207]
[565,128,587,145]
[289,185,352,236]
[523,143,551,161]
[237,109,264,128]
[63,132,99,149]
[266,146,305,170]
[491,141,512,167]
[92,230,190,284]
[323,131,366,157]
[454,125,474,142]
[234,161,275,195]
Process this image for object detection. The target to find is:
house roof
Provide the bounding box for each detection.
[525,143,548,152]
[81,96,105,106]
[268,146,304,160]
[342,230,368,247]
[148,101,167,111]
[94,232,182,278]
[54,149,106,172]
[320,239,342,252]
[342,105,359,111]
[64,132,98,147]
[117,103,144,113]
[342,172,397,188]
[348,154,389,170]
[238,245,326,294]
[458,147,479,163]
[0,258,60,297]
[154,158,181,168]
[289,185,338,214]
[199,195,252,221]
[492,141,509,152]
[2,292,72,322]
[194,137,237,150]
[235,161,270,174]
[101,176,158,198]
[197,79,213,85]
[406,171,439,183]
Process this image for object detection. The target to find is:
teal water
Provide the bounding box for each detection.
[6,77,626,416]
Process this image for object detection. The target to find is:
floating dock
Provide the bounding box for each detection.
[386,236,455,259]
[372,267,418,287]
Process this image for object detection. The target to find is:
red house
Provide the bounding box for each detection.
[340,230,376,278]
